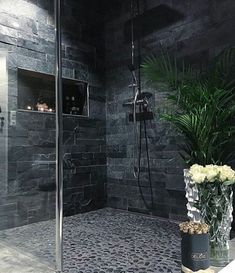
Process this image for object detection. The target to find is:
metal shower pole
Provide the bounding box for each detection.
[55,0,63,271]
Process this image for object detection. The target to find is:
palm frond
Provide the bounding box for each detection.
[142,48,235,165]
[208,47,235,89]
[141,49,197,89]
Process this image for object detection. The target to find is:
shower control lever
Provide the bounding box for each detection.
[123,99,147,107]
[128,83,138,88]
[10,111,16,126]
[0,116,4,132]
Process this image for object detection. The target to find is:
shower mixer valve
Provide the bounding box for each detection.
[0,106,4,132]
[123,92,154,122]
[0,117,4,132]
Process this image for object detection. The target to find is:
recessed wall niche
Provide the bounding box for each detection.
[18,69,89,116]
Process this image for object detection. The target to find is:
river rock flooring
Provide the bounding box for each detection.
[0,208,181,273]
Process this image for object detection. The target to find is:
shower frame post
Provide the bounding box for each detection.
[55,0,63,272]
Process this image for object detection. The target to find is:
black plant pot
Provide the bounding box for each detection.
[181,232,210,272]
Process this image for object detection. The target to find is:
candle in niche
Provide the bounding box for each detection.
[36,102,48,112]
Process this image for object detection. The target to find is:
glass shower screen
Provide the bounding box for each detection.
[0,0,58,272]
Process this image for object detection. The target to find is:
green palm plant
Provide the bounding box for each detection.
[141,48,235,166]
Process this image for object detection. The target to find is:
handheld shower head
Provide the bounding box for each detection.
[128,64,138,84]
[128,64,136,72]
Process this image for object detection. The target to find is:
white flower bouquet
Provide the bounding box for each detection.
[187,164,235,266]
[189,164,235,185]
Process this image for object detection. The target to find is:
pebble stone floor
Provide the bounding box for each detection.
[0,208,181,273]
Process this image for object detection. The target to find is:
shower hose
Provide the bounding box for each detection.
[136,105,154,212]
[130,0,154,212]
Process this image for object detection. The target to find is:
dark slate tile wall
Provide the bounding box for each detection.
[1,0,235,230]
[0,0,106,230]
[105,0,235,220]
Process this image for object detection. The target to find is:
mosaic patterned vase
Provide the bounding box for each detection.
[196,183,233,267]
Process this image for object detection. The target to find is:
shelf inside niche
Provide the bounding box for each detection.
[17,68,89,117]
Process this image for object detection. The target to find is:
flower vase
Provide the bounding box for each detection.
[184,169,202,222]
[196,183,233,267]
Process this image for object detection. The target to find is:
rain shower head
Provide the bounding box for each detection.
[124,4,185,43]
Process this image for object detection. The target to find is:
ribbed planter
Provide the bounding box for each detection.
[181,232,210,272]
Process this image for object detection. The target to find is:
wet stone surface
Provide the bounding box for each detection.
[0,208,181,273]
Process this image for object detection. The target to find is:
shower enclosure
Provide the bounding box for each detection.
[0,0,234,273]
[0,0,106,272]
[0,0,58,271]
